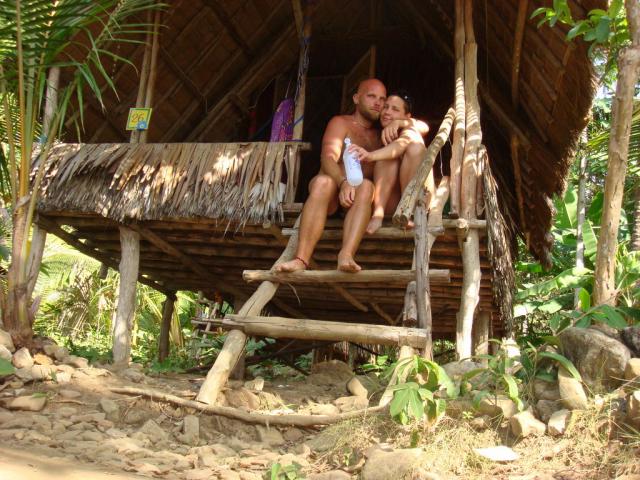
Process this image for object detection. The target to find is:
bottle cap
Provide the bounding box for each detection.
[344,137,351,145]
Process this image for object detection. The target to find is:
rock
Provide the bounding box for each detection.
[0,344,12,361]
[99,398,120,422]
[64,355,89,369]
[306,430,339,453]
[625,358,640,382]
[219,470,241,480]
[478,395,518,419]
[31,364,57,381]
[13,367,32,381]
[621,326,640,357]
[256,425,285,446]
[535,399,561,424]
[82,430,104,442]
[47,345,69,362]
[56,406,78,418]
[224,387,260,410]
[558,367,588,410]
[283,428,304,442]
[441,360,481,379]
[412,469,442,480]
[560,327,631,388]
[310,403,340,416]
[469,415,491,430]
[70,412,106,423]
[123,408,147,425]
[7,395,47,411]
[473,446,519,462]
[122,368,145,383]
[308,471,352,480]
[12,347,33,369]
[361,448,423,480]
[589,323,622,341]
[510,410,546,437]
[548,409,571,436]
[347,375,379,398]
[33,353,53,365]
[627,390,640,428]
[0,410,13,424]
[209,443,238,458]
[59,389,82,399]
[244,377,265,391]
[139,419,168,443]
[311,360,354,382]
[54,371,71,383]
[347,376,369,397]
[0,329,15,352]
[185,468,215,480]
[334,395,369,412]
[446,397,474,418]
[181,415,199,445]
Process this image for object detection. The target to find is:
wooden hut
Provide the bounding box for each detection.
[34,0,601,404]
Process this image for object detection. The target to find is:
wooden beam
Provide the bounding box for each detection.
[202,0,253,56]
[511,0,529,107]
[243,269,450,285]
[220,315,428,349]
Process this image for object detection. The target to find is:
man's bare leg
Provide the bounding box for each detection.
[339,179,374,272]
[366,159,400,234]
[275,175,338,272]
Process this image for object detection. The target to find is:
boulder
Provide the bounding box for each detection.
[311,360,354,383]
[621,326,640,357]
[13,367,33,381]
[30,364,57,381]
[477,395,518,419]
[558,367,588,410]
[509,410,546,437]
[181,415,199,446]
[334,395,369,412]
[309,403,340,416]
[256,425,285,447]
[59,389,82,399]
[627,390,640,429]
[139,419,168,443]
[547,409,571,436]
[0,329,15,352]
[0,344,12,361]
[33,353,53,365]
[99,398,120,422]
[560,327,631,388]
[12,347,33,369]
[624,358,640,382]
[441,360,482,380]
[244,377,264,391]
[224,387,260,410]
[7,395,47,412]
[533,379,561,401]
[589,323,622,341]
[122,368,145,383]
[535,399,561,423]
[347,375,374,398]
[64,355,89,369]
[361,448,424,480]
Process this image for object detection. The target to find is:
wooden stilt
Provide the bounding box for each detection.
[472,310,490,366]
[292,0,312,141]
[230,294,249,381]
[414,199,432,359]
[450,0,466,217]
[158,292,176,362]
[113,227,140,365]
[402,281,417,327]
[26,224,46,301]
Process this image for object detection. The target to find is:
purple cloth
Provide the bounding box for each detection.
[270,98,295,142]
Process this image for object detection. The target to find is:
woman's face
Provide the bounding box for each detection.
[380,95,410,127]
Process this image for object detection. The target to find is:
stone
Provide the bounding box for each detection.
[560,327,631,388]
[70,412,106,423]
[0,329,15,352]
[0,344,12,361]
[535,399,561,424]
[624,358,640,382]
[209,443,238,458]
[31,364,57,381]
[123,408,147,425]
[181,415,199,446]
[308,471,352,480]
[347,375,380,398]
[310,403,340,416]
[59,389,82,399]
[347,376,369,397]
[361,448,424,480]
[7,395,47,411]
[50,345,69,362]
[441,360,482,380]
[55,371,71,383]
[239,472,262,480]
[33,353,53,365]
[627,390,640,428]
[64,355,89,369]
[477,395,518,419]
[256,425,285,446]
[185,468,215,480]
[446,397,474,418]
[122,368,145,383]
[558,367,588,410]
[139,419,168,443]
[510,410,546,437]
[589,323,622,341]
[311,360,354,382]
[56,406,78,417]
[621,326,640,357]
[13,367,32,381]
[99,398,120,422]
[334,395,369,412]
[224,387,260,410]
[470,415,491,430]
[306,431,339,453]
[82,430,105,442]
[0,410,13,424]
[12,347,33,369]
[411,469,442,480]
[548,409,571,436]
[219,470,241,480]
[473,446,519,462]
[244,377,265,391]
[283,428,304,442]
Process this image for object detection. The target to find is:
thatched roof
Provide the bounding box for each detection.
[54,0,602,268]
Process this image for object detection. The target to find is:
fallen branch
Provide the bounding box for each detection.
[110,386,388,427]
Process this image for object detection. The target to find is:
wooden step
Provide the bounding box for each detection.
[212,314,428,349]
[242,269,450,285]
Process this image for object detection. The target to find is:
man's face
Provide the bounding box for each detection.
[354,81,386,122]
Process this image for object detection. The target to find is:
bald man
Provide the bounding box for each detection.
[276,78,387,273]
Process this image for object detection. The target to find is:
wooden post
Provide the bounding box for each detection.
[196,219,301,405]
[113,227,140,365]
[414,199,432,359]
[139,9,161,143]
[26,224,46,301]
[472,310,490,365]
[230,293,249,380]
[450,0,465,217]
[292,0,311,141]
[158,292,176,362]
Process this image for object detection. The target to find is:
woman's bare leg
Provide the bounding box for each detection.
[367,159,400,234]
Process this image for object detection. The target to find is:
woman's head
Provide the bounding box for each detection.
[380,90,413,127]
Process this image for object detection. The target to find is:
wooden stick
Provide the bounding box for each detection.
[111,386,387,427]
[242,269,450,285]
[393,107,455,227]
[158,292,176,362]
[221,315,428,349]
[510,135,527,246]
[450,0,465,217]
[292,0,311,141]
[139,8,162,143]
[130,10,153,144]
[511,0,529,107]
[113,227,140,365]
[414,200,432,359]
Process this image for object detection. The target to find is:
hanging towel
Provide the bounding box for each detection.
[270,98,295,142]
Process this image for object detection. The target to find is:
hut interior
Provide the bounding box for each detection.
[35,0,600,396]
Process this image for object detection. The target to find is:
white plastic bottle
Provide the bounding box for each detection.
[342,137,363,187]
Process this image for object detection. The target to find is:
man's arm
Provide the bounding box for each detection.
[320,116,348,185]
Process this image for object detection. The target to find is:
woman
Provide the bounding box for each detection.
[348,91,430,233]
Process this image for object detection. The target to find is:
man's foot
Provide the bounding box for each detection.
[274,258,307,273]
[365,215,384,235]
[337,251,361,273]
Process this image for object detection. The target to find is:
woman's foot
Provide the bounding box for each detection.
[274,257,307,273]
[337,251,361,273]
[365,215,384,235]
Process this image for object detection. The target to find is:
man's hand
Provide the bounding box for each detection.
[382,119,405,145]
[348,144,372,163]
[339,180,356,208]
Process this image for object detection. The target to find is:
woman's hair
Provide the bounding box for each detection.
[388,89,414,115]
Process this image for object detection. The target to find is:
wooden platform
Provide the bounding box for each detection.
[36,207,499,339]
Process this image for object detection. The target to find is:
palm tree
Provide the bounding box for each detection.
[0,0,162,346]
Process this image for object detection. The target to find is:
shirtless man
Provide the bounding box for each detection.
[275,78,387,273]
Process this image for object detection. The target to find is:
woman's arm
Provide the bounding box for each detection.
[382,118,430,144]
[349,133,414,163]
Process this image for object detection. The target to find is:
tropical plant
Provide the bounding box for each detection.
[0,0,162,346]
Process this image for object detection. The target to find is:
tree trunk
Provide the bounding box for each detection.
[5,205,31,346]
[574,137,588,308]
[158,292,176,362]
[593,0,640,305]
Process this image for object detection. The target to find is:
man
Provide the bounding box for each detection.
[275,78,387,273]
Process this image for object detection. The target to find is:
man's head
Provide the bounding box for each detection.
[352,78,386,122]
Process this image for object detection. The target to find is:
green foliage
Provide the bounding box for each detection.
[359,354,392,374]
[0,357,15,376]
[385,355,456,425]
[265,462,303,480]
